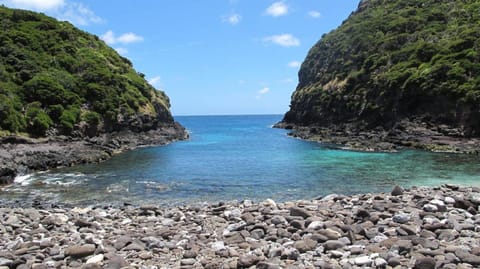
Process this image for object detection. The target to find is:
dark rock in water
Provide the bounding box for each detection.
[413,257,436,269]
[0,167,15,185]
[391,185,404,196]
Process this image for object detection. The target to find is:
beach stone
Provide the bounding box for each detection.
[281,247,300,260]
[413,257,436,269]
[319,228,342,240]
[0,259,12,267]
[393,213,410,224]
[307,220,324,230]
[256,261,281,269]
[294,238,317,253]
[238,254,260,267]
[181,259,196,266]
[65,244,96,258]
[455,250,480,265]
[391,185,404,196]
[354,256,372,266]
[86,254,104,264]
[289,207,312,218]
[183,250,197,259]
[324,240,346,250]
[374,257,387,267]
[271,215,287,225]
[423,204,438,212]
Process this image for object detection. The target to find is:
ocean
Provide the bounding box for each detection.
[3,114,480,206]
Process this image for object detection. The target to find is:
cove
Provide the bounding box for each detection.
[2,115,480,206]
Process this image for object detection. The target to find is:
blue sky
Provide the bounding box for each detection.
[0,0,359,115]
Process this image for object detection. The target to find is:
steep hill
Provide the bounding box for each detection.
[279,0,480,151]
[0,6,187,183]
[0,6,178,138]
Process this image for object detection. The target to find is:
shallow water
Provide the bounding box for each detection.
[2,115,479,206]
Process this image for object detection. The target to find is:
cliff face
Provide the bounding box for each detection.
[282,0,480,137]
[0,6,178,138]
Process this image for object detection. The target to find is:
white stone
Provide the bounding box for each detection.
[86,254,104,264]
[445,197,455,204]
[121,218,132,225]
[372,234,389,243]
[374,257,387,267]
[224,208,242,220]
[354,256,373,266]
[71,207,92,214]
[263,199,277,208]
[423,204,438,212]
[211,241,226,252]
[223,221,246,236]
[430,199,445,207]
[307,221,324,230]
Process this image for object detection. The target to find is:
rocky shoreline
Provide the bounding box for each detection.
[0,185,479,268]
[274,121,480,154]
[0,123,188,185]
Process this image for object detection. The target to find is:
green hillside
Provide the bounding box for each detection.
[282,0,480,136]
[0,6,174,137]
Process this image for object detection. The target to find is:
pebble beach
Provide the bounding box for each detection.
[1,184,480,269]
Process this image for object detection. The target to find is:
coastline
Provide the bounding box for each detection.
[0,185,479,268]
[0,123,189,185]
[274,122,480,154]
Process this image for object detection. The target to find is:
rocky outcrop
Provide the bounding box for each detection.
[278,0,480,152]
[0,185,479,268]
[0,123,188,183]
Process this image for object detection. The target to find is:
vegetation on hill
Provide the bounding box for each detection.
[0,6,174,137]
[283,0,480,136]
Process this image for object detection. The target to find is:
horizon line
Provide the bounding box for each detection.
[173,113,284,117]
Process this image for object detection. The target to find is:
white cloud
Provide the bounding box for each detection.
[148,76,162,87]
[255,87,270,99]
[288,61,301,68]
[258,87,270,94]
[117,32,144,44]
[266,1,288,17]
[308,10,321,18]
[263,34,300,47]
[223,13,241,25]
[101,31,144,45]
[58,2,102,26]
[115,47,128,55]
[0,0,64,10]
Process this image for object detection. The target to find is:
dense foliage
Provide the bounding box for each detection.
[284,0,480,136]
[0,6,173,137]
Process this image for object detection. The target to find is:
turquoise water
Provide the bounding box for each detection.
[2,115,480,205]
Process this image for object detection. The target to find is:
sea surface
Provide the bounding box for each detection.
[2,115,480,206]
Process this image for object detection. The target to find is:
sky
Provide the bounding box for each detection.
[0,0,360,116]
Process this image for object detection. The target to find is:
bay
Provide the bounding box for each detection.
[2,115,480,206]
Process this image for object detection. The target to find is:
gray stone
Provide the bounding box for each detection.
[289,207,312,219]
[324,240,346,250]
[413,257,436,269]
[391,185,404,196]
[294,238,317,253]
[65,244,96,258]
[180,258,196,266]
[238,254,259,267]
[256,261,281,269]
[392,213,410,224]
